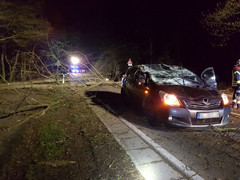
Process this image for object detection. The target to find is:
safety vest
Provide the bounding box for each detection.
[232,65,240,87]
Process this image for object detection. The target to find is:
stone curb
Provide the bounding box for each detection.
[86,95,204,180]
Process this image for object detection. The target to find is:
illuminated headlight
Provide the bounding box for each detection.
[221,93,229,105]
[159,91,181,107]
[164,94,181,107]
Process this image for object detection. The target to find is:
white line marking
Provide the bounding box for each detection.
[118,116,204,180]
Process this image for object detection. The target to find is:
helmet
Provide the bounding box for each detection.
[237,59,240,65]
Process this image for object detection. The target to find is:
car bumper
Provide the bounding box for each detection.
[165,106,231,128]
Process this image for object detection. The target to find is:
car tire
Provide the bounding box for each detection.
[143,98,158,126]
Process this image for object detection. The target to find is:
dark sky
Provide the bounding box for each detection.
[45,0,238,84]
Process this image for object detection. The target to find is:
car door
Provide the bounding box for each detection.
[125,67,138,97]
[201,67,217,90]
[131,70,148,103]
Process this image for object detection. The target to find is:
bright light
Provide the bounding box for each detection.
[144,90,149,95]
[211,76,216,80]
[70,56,80,65]
[163,93,181,107]
[221,93,229,105]
[139,165,156,180]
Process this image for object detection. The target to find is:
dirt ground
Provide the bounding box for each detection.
[0,85,143,179]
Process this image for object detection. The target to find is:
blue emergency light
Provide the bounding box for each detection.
[70,65,80,73]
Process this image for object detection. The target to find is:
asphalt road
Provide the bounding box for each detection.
[86,82,240,180]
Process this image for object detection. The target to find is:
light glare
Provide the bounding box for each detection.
[164,94,180,107]
[71,56,80,65]
[140,166,156,180]
[221,93,229,105]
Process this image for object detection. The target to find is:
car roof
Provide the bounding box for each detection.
[136,64,191,74]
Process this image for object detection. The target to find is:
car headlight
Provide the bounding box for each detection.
[159,91,182,107]
[221,93,229,105]
[163,93,181,107]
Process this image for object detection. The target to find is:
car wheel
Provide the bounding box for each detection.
[143,99,158,126]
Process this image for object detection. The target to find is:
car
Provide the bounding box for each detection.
[121,64,231,128]
[70,65,87,73]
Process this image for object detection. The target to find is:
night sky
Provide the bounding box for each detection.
[45,0,240,84]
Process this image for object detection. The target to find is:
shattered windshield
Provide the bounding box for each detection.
[141,64,204,87]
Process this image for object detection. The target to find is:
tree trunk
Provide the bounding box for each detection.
[1,44,6,81]
[21,58,26,81]
[9,51,20,82]
[23,58,26,81]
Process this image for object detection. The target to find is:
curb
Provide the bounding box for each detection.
[118,117,204,180]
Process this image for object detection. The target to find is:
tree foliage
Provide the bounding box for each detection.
[202,0,240,46]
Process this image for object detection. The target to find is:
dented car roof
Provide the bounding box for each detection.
[139,64,203,87]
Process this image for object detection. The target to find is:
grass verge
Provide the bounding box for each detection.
[1,87,143,180]
[37,122,66,161]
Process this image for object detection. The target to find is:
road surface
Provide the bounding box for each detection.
[86,82,240,180]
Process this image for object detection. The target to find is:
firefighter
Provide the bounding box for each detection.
[232,59,240,108]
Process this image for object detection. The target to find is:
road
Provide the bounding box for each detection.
[86,82,240,180]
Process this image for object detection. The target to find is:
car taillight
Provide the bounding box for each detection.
[221,93,229,105]
[163,93,181,107]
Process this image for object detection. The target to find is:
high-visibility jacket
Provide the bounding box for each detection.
[232,65,240,87]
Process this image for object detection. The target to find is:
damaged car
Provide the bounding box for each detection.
[121,64,231,128]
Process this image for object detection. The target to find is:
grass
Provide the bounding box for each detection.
[25,122,67,179]
[37,122,66,161]
[1,87,143,180]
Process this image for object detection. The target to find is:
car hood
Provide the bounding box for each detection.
[158,85,220,99]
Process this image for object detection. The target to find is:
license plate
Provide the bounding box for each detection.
[197,112,220,119]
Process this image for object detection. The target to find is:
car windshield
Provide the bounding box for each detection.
[141,64,204,87]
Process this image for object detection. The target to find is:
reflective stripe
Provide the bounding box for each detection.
[232,68,240,86]
[232,83,238,87]
[233,81,240,86]
[237,101,240,104]
[233,99,237,102]
[234,71,240,75]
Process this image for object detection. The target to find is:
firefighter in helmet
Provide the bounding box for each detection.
[232,59,240,108]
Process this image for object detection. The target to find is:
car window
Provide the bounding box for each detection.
[134,70,146,79]
[127,67,138,78]
[202,69,214,79]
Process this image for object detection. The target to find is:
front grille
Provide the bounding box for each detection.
[183,98,221,110]
[191,118,222,125]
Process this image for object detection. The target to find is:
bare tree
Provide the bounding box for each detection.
[0,0,52,82]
